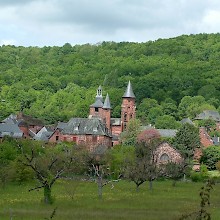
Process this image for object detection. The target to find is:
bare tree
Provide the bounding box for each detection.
[89,163,121,199]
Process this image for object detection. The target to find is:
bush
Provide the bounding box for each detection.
[200,146,220,170]
[190,171,208,182]
[216,161,220,171]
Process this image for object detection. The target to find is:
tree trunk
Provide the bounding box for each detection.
[149,180,153,191]
[44,184,52,204]
[97,176,103,199]
[136,184,140,192]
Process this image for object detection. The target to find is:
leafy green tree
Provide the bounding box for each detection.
[200,146,220,170]
[147,106,163,124]
[136,98,159,123]
[120,118,141,146]
[155,115,181,129]
[20,143,82,204]
[174,123,200,160]
[106,145,135,179]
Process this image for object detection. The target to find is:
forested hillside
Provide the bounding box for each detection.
[1,33,220,126]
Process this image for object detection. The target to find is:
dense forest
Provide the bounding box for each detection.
[1,33,220,127]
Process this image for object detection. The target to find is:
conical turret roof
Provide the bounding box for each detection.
[122,81,135,98]
[103,93,111,109]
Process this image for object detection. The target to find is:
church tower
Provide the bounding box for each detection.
[121,81,136,131]
[89,86,104,118]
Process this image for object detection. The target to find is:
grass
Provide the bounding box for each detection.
[0,180,219,220]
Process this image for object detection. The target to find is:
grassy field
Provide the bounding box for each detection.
[0,179,219,220]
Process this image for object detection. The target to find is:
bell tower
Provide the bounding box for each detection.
[89,86,104,118]
[121,81,136,131]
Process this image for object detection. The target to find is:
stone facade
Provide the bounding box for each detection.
[155,142,183,164]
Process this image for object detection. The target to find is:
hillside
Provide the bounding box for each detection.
[1,33,220,125]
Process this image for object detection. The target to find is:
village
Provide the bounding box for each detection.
[1,81,220,171]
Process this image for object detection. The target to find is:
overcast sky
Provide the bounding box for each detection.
[0,0,220,47]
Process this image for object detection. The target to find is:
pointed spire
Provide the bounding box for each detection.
[122,81,135,98]
[103,93,111,109]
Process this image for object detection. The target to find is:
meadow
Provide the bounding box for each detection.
[0,180,219,220]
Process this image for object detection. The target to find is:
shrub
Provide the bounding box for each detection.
[190,171,208,182]
[216,161,220,171]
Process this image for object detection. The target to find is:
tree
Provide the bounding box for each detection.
[155,115,181,129]
[20,144,80,204]
[197,119,216,132]
[147,106,163,124]
[89,163,121,199]
[174,123,200,160]
[200,146,220,170]
[164,161,186,186]
[126,129,161,191]
[120,118,141,146]
[106,145,135,179]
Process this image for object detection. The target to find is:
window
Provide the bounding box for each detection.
[124,113,127,122]
[56,136,59,141]
[95,107,99,112]
[160,153,170,162]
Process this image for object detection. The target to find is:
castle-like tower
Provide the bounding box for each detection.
[89,81,136,143]
[121,81,136,131]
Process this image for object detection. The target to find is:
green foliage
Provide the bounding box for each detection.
[174,123,200,159]
[197,119,216,132]
[200,146,220,170]
[1,34,220,123]
[120,118,141,146]
[155,115,181,129]
[106,145,135,179]
[190,171,208,182]
[216,161,220,171]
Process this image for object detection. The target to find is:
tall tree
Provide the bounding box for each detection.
[173,123,200,160]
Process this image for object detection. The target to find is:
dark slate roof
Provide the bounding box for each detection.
[90,99,103,108]
[111,118,121,126]
[2,114,17,124]
[0,123,23,138]
[122,81,135,98]
[103,93,111,109]
[157,129,177,138]
[62,118,111,136]
[56,122,67,130]
[180,118,194,125]
[212,136,220,146]
[34,127,54,141]
[195,110,220,122]
[141,127,177,138]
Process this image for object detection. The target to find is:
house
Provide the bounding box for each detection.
[155,142,183,164]
[195,110,220,122]
[1,113,44,139]
[0,123,23,139]
[49,81,136,150]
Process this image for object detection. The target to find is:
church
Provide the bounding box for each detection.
[49,81,136,150]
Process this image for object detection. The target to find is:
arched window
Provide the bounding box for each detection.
[160,153,170,162]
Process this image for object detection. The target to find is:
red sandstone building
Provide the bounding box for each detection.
[49,81,136,149]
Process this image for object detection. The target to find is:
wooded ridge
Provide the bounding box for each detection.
[1,33,220,126]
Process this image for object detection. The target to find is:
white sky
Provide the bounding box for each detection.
[0,0,220,47]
